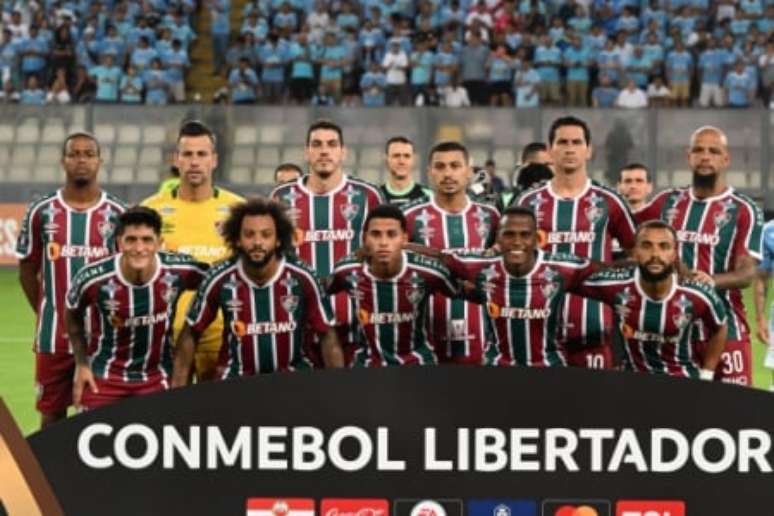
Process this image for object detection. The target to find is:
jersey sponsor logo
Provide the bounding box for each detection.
[546,232,597,245]
[358,309,415,325]
[541,500,610,516]
[303,229,355,243]
[320,499,388,516]
[615,500,685,516]
[246,498,315,516]
[177,244,228,260]
[487,303,551,320]
[621,323,679,344]
[232,320,298,337]
[110,311,169,328]
[46,243,111,260]
[467,499,538,516]
[675,230,720,246]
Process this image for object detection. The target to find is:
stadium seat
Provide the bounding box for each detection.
[260,125,284,144]
[94,124,116,144]
[233,147,256,165]
[234,126,257,145]
[748,172,761,189]
[11,145,36,165]
[137,168,161,183]
[34,166,59,183]
[493,148,515,171]
[16,122,40,144]
[0,125,13,142]
[41,121,66,143]
[469,147,488,167]
[143,125,166,144]
[117,125,141,144]
[344,148,357,169]
[229,167,253,184]
[110,167,134,183]
[6,164,29,182]
[726,171,748,189]
[360,146,382,167]
[358,168,381,184]
[281,146,304,164]
[138,148,163,167]
[37,145,60,166]
[255,167,275,183]
[100,148,114,169]
[113,147,138,167]
[671,170,693,187]
[257,147,280,165]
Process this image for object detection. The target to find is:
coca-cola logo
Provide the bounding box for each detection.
[325,508,386,516]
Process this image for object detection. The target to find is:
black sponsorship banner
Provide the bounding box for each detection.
[19,367,774,514]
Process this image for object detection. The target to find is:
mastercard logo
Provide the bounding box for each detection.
[232,320,247,337]
[554,507,599,516]
[537,229,548,249]
[46,242,61,261]
[621,323,635,339]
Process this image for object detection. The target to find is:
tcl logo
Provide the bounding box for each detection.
[321,498,389,516]
[616,501,685,516]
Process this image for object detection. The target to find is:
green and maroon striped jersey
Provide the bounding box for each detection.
[450,251,595,367]
[403,196,500,364]
[16,190,127,354]
[270,175,384,341]
[186,256,334,378]
[517,179,637,350]
[576,268,727,378]
[636,187,763,341]
[65,252,208,382]
[328,251,458,367]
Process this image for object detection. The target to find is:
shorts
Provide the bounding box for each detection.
[489,81,511,96]
[565,343,614,369]
[80,376,169,411]
[35,352,75,415]
[695,338,751,386]
[670,81,690,101]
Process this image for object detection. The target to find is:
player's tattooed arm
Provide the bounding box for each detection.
[753,269,770,344]
[18,260,40,311]
[710,254,758,290]
[320,328,344,368]
[701,324,728,376]
[66,307,98,407]
[171,324,200,387]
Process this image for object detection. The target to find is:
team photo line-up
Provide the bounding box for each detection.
[15,115,770,430]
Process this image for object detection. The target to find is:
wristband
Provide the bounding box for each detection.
[699,369,715,381]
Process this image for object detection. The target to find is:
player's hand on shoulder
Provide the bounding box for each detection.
[687,269,715,287]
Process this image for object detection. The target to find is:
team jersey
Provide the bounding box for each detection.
[328,251,458,367]
[380,181,432,207]
[270,174,384,335]
[450,251,596,367]
[576,268,727,378]
[636,187,763,340]
[186,256,334,378]
[403,196,500,364]
[65,252,208,382]
[15,190,127,354]
[517,179,637,350]
[141,185,245,349]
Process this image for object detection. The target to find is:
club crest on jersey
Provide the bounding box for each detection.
[540,267,560,299]
[473,206,491,240]
[585,192,605,225]
[528,194,547,223]
[406,273,424,306]
[346,271,364,301]
[160,272,178,304]
[100,278,122,314]
[665,206,680,226]
[415,209,436,240]
[713,199,735,231]
[282,189,302,222]
[340,186,362,222]
[672,294,693,330]
[96,206,116,239]
[281,294,299,314]
[615,287,634,319]
[481,264,499,294]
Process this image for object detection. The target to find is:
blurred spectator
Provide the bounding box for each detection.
[288,31,315,104]
[258,33,287,103]
[410,38,435,104]
[319,30,347,103]
[647,76,672,107]
[624,46,652,89]
[382,38,409,105]
[229,57,258,104]
[210,0,230,75]
[336,2,359,31]
[564,34,591,106]
[161,39,189,102]
[20,75,46,104]
[144,58,170,105]
[724,60,755,107]
[72,65,96,102]
[273,2,298,37]
[592,73,619,107]
[460,31,489,105]
[19,24,49,85]
[616,77,648,108]
[120,65,144,103]
[514,58,540,108]
[433,39,459,89]
[699,38,725,107]
[6,10,28,42]
[50,25,76,85]
[311,83,335,106]
[484,159,506,193]
[360,61,386,107]
[597,38,622,86]
[90,54,122,102]
[307,0,330,45]
[534,34,561,104]
[760,40,774,108]
[486,44,514,106]
[46,67,72,104]
[0,29,16,90]
[440,76,471,107]
[665,39,693,107]
[0,80,19,103]
[130,36,159,72]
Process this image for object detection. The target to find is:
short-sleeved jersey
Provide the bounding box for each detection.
[576,268,727,378]
[16,190,127,354]
[403,196,500,364]
[186,256,334,378]
[636,187,763,340]
[517,179,637,349]
[66,252,208,382]
[141,185,246,347]
[450,251,596,367]
[759,220,774,274]
[328,251,457,367]
[271,174,384,336]
[380,182,432,208]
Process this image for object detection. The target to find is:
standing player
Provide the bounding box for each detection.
[403,141,500,364]
[16,132,126,428]
[380,136,432,207]
[142,120,245,381]
[66,208,208,409]
[577,221,728,379]
[270,120,383,360]
[274,163,303,185]
[636,126,763,385]
[517,116,637,369]
[753,219,774,391]
[328,205,457,366]
[617,163,653,212]
[171,198,343,385]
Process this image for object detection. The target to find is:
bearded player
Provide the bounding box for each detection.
[171,198,344,385]
[636,126,763,385]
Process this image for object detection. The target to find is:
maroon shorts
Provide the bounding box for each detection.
[695,339,752,386]
[565,344,615,369]
[80,376,169,411]
[35,352,75,415]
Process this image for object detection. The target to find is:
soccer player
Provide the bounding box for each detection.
[66,207,208,409]
[270,120,383,360]
[142,120,245,381]
[274,162,303,185]
[636,126,763,385]
[576,221,728,380]
[517,116,637,369]
[403,141,500,364]
[380,136,432,207]
[617,163,653,212]
[328,204,457,366]
[753,219,774,391]
[171,198,343,385]
[16,132,126,428]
